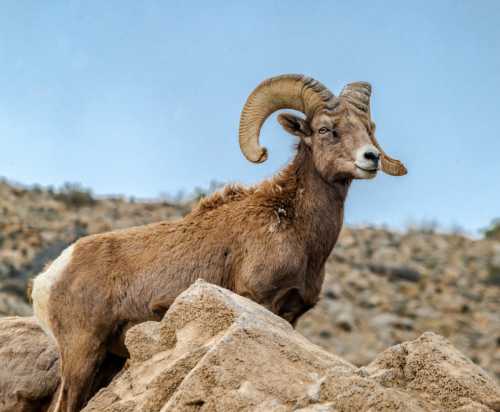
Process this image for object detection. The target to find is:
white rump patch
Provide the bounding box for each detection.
[32,244,74,340]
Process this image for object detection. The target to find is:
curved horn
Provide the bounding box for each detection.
[341,82,407,176]
[239,74,335,163]
[369,133,408,176]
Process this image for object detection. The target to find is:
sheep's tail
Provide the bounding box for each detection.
[26,279,33,304]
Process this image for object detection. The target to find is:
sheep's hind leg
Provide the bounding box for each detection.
[54,332,107,412]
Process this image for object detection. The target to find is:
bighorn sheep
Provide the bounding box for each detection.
[31,74,407,412]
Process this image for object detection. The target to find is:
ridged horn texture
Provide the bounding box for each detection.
[340,82,408,176]
[239,74,335,163]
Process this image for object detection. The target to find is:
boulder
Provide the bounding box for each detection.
[84,280,500,412]
[0,317,59,412]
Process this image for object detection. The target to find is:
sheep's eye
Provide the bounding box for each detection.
[318,127,329,134]
[331,129,339,139]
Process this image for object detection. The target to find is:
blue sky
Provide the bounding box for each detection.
[0,1,499,234]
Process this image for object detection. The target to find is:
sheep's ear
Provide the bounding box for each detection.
[277,113,312,146]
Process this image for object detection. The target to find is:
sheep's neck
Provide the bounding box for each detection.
[277,143,350,264]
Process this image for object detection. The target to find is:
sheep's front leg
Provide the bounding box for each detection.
[273,287,316,327]
[53,332,107,412]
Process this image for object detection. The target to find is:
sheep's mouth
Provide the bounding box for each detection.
[355,165,378,173]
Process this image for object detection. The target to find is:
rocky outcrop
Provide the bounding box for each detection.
[1,281,499,411]
[82,281,500,412]
[0,317,59,412]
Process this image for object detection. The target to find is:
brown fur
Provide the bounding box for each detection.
[39,95,392,412]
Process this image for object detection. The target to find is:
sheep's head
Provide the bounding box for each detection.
[239,75,407,182]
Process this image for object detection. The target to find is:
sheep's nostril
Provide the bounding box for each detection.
[364,151,380,162]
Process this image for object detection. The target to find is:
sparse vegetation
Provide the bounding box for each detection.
[54,183,96,208]
[484,218,500,241]
[486,264,500,286]
[160,180,224,205]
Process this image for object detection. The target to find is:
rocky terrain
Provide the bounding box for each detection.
[298,226,500,382]
[0,178,499,387]
[1,281,500,411]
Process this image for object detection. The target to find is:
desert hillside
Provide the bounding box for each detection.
[0,178,499,383]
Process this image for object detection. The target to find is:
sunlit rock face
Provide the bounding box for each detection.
[84,281,500,412]
[1,281,500,411]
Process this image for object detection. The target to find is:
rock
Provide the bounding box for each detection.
[368,263,421,282]
[0,291,33,317]
[1,282,499,412]
[364,332,500,411]
[0,317,59,412]
[84,280,354,411]
[83,281,500,412]
[329,301,356,332]
[371,313,414,332]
